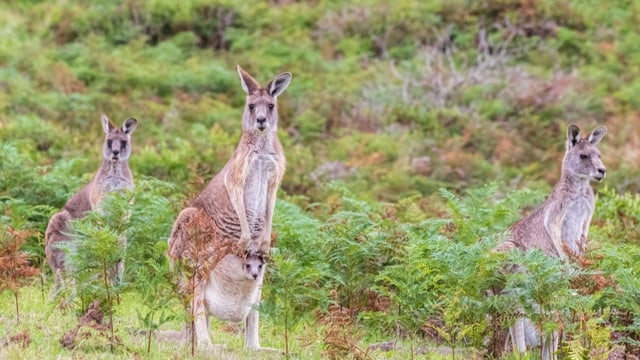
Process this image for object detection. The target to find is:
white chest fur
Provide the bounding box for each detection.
[204,254,264,323]
[562,195,593,231]
[243,153,279,221]
[100,173,133,192]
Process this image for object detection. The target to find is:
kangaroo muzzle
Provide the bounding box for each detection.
[594,167,606,181]
[256,116,267,131]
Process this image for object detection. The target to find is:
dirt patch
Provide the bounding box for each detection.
[60,300,122,350]
[0,330,31,349]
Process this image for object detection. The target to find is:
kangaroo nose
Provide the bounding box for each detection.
[252,273,258,280]
[598,168,606,175]
[257,117,266,124]
[112,150,120,156]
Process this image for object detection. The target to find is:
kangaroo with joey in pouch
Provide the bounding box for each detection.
[494,124,607,360]
[167,65,290,351]
[45,114,138,293]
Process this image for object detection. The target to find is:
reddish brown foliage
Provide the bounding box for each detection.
[0,227,40,322]
[561,241,617,296]
[317,289,369,360]
[171,209,277,293]
[169,209,243,298]
[0,227,40,294]
[364,289,391,313]
[313,287,391,359]
[316,289,393,358]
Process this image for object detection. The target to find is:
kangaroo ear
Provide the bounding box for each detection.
[587,126,606,146]
[237,65,260,94]
[101,114,117,134]
[122,117,138,135]
[566,124,581,150]
[268,72,292,97]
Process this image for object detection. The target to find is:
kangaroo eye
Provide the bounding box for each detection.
[107,140,113,148]
[245,264,251,269]
[580,154,589,160]
[248,103,255,111]
[268,103,274,110]
[121,140,127,148]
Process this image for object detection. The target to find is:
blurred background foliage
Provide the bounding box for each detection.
[2,0,639,208]
[1,0,640,358]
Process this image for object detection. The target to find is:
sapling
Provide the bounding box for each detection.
[124,179,179,354]
[61,191,132,352]
[263,200,328,358]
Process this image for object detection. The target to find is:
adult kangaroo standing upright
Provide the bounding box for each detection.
[45,114,138,292]
[167,65,290,351]
[497,124,607,360]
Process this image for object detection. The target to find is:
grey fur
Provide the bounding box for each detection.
[45,114,137,293]
[500,124,607,359]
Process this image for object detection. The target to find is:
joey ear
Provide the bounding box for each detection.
[268,72,292,97]
[566,124,581,151]
[122,117,138,135]
[237,65,260,94]
[587,126,607,146]
[101,114,117,134]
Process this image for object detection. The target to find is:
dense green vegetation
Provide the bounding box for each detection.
[1,0,639,359]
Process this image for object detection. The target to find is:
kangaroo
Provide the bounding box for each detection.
[497,124,607,360]
[45,114,138,293]
[167,65,290,351]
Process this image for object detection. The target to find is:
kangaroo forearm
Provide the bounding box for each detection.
[231,192,250,240]
[224,173,251,244]
[259,179,279,252]
[543,213,566,259]
[560,214,589,257]
[89,184,101,210]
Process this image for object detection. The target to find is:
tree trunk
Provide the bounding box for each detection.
[103,264,114,354]
[284,309,290,358]
[14,291,20,323]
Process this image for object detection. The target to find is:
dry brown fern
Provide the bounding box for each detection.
[0,226,40,322]
[0,330,31,349]
[318,289,370,360]
[170,209,243,297]
[562,241,617,296]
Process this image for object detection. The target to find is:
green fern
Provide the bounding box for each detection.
[565,335,587,360]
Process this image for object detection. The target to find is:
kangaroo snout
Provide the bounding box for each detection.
[595,167,606,181]
[256,116,267,130]
[111,149,120,161]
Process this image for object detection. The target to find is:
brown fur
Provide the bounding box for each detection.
[45,114,137,293]
[167,65,291,351]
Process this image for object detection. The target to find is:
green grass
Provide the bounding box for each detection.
[0,282,293,359]
[0,282,513,360]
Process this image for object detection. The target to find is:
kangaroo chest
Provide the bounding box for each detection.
[562,196,593,220]
[559,194,594,232]
[559,195,594,254]
[243,152,280,223]
[90,166,133,210]
[203,255,263,323]
[96,164,134,193]
[100,176,133,193]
